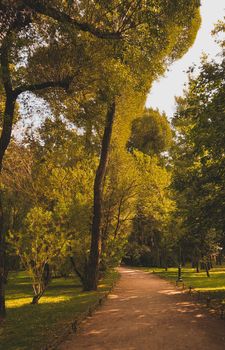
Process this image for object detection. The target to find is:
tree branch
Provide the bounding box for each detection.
[0,34,13,94]
[23,0,122,39]
[14,76,73,97]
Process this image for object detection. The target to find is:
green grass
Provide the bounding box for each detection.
[0,270,119,350]
[142,266,225,300]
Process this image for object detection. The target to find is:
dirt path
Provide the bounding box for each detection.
[59,267,225,350]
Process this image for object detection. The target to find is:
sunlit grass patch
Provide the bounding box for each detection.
[143,265,225,297]
[1,270,119,350]
[6,297,32,308]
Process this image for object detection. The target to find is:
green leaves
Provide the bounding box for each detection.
[129,108,172,156]
[172,27,225,261]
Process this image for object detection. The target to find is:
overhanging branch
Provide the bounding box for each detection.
[23,0,122,40]
[14,76,73,97]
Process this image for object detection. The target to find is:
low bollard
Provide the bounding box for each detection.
[71,321,78,332]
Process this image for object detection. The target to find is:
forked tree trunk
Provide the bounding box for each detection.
[31,264,51,304]
[84,100,116,291]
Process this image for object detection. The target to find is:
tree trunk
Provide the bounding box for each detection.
[70,257,86,287]
[205,263,210,277]
[0,95,16,320]
[31,264,51,304]
[0,193,6,320]
[196,260,200,273]
[84,100,116,291]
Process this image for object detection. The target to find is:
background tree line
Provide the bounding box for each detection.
[127,21,225,276]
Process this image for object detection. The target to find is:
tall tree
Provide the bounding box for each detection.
[0,0,201,314]
[0,15,73,319]
[172,29,225,271]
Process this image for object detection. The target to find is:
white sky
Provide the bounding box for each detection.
[145,0,225,119]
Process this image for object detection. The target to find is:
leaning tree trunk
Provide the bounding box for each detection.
[31,263,51,304]
[0,95,16,320]
[84,100,116,291]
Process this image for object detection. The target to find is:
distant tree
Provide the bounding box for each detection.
[129,109,172,156]
[126,151,175,267]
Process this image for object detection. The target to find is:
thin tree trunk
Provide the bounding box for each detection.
[0,194,6,320]
[84,100,116,291]
[196,260,200,273]
[205,263,210,277]
[70,257,86,287]
[0,95,16,320]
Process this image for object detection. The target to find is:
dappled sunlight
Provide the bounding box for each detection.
[119,295,138,301]
[176,307,193,313]
[158,289,181,295]
[3,271,119,350]
[108,294,119,299]
[175,301,195,307]
[118,268,140,274]
[6,295,74,308]
[6,297,32,309]
[195,286,225,291]
[195,314,205,318]
[97,308,120,314]
[40,295,73,304]
[87,329,107,335]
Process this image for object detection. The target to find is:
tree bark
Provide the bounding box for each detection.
[205,263,210,278]
[70,257,86,287]
[0,94,16,320]
[84,100,116,291]
[196,260,200,273]
[0,194,6,320]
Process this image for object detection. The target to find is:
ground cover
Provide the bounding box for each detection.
[143,266,225,301]
[0,270,119,350]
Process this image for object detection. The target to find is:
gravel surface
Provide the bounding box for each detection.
[59,267,225,350]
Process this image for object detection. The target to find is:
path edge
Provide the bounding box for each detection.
[42,271,121,350]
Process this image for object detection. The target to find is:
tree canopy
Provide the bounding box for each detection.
[0,0,201,318]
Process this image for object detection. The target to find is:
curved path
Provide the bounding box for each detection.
[60,267,225,350]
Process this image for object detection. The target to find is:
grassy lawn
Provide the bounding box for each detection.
[0,270,119,350]
[142,266,225,300]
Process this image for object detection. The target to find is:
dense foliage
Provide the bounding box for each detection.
[0,0,202,318]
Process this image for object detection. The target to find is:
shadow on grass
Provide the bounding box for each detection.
[1,271,119,350]
[153,267,225,300]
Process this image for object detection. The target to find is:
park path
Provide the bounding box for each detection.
[59,267,225,350]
